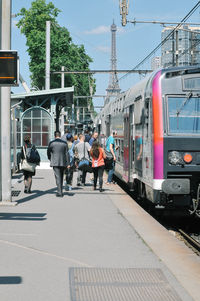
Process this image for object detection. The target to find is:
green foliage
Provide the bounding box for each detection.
[16,0,96,102]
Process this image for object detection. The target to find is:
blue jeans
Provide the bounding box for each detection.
[107,161,115,183]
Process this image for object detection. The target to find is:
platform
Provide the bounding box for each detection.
[0,168,199,301]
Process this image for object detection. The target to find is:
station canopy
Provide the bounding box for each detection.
[11,87,74,110]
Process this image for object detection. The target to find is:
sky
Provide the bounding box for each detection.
[11,0,200,108]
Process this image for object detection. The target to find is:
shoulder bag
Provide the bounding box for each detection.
[21,146,36,172]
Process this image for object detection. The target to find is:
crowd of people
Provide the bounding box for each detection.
[21,129,118,198]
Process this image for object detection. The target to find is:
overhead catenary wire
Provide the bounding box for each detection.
[118,1,200,82]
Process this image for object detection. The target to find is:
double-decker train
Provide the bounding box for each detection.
[96,66,200,217]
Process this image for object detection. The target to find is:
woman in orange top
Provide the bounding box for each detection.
[90,141,106,192]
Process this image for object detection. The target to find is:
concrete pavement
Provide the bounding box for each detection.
[0,168,195,301]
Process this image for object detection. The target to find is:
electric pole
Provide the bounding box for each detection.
[45,21,50,90]
[0,0,13,204]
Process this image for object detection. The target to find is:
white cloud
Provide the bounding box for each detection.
[95,46,110,53]
[117,27,125,34]
[84,25,125,35]
[84,25,110,35]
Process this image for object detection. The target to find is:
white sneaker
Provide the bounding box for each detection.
[69,186,72,191]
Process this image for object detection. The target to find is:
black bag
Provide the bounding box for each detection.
[26,146,40,164]
[105,149,113,160]
[104,157,113,170]
[78,158,92,172]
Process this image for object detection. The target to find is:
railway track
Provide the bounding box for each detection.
[178,229,200,255]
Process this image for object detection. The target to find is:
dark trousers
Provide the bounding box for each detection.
[93,166,104,189]
[77,169,87,184]
[65,166,73,185]
[53,166,65,194]
[107,161,115,183]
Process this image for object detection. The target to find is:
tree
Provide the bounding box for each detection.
[17,0,96,109]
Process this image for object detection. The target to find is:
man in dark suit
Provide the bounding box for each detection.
[47,131,70,197]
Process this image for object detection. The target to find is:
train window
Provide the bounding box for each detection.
[183,77,200,90]
[134,99,143,124]
[167,96,200,134]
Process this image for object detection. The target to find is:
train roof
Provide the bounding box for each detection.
[124,65,200,107]
[99,65,200,115]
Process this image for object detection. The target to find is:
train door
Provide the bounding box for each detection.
[134,97,143,177]
[142,98,152,182]
[129,105,134,181]
[123,108,129,181]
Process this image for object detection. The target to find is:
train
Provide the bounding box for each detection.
[96,66,200,217]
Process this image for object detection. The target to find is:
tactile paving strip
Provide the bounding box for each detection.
[69,268,182,301]
[11,190,21,197]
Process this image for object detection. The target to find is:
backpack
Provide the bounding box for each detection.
[26,146,40,164]
[68,143,75,166]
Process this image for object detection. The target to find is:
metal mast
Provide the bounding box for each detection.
[106,21,121,98]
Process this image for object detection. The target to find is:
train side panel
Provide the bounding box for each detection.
[97,66,200,215]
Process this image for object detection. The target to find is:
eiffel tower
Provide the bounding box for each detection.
[106,21,121,100]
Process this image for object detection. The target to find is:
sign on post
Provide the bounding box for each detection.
[0,50,19,86]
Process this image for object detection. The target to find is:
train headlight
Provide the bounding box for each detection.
[168,151,182,165]
[183,153,193,164]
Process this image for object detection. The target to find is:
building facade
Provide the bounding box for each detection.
[161,26,200,68]
[151,56,161,71]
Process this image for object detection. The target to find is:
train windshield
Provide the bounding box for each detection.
[167,96,200,134]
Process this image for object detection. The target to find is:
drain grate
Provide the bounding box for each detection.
[11,190,21,197]
[69,268,182,301]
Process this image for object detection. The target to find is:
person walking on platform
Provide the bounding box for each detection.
[73,134,79,146]
[89,132,98,146]
[47,131,70,197]
[105,130,118,184]
[90,141,106,192]
[74,134,91,186]
[61,129,70,142]
[84,129,91,143]
[21,135,40,193]
[89,132,99,184]
[65,133,75,191]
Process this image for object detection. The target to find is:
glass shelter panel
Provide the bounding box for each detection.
[32,109,41,118]
[42,119,50,132]
[42,133,50,146]
[32,133,41,146]
[22,108,51,147]
[23,119,31,132]
[32,119,41,132]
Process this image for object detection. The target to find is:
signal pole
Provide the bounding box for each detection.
[0,0,14,204]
